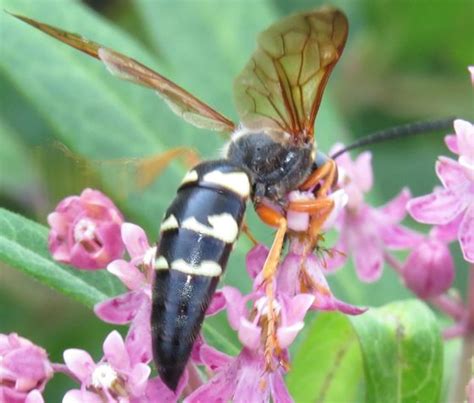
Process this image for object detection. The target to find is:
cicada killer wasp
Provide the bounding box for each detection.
[11,7,364,391]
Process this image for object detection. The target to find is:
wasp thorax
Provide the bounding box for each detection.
[227,132,314,203]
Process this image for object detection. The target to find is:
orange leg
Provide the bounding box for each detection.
[299,159,337,197]
[241,221,258,246]
[287,197,334,214]
[288,197,335,247]
[255,204,288,368]
[308,200,335,240]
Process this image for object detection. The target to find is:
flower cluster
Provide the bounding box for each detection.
[0,333,52,403]
[408,119,474,263]
[48,188,125,269]
[6,66,472,402]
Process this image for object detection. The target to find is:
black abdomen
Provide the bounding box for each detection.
[151,160,250,391]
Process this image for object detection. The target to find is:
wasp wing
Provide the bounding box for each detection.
[234,7,348,140]
[10,13,236,133]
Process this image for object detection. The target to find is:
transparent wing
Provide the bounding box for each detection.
[234,7,348,140]
[11,13,236,133]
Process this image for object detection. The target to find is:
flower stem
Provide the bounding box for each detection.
[51,363,81,383]
[450,264,474,402]
[429,294,466,321]
[383,252,403,273]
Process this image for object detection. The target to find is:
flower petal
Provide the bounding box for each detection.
[429,213,463,243]
[206,291,226,316]
[125,301,152,365]
[277,322,304,349]
[184,367,236,403]
[454,119,474,162]
[25,390,45,403]
[323,237,348,272]
[407,189,468,225]
[94,291,146,324]
[269,369,293,403]
[459,203,474,263]
[103,330,130,370]
[145,375,187,403]
[128,363,151,396]
[381,188,411,221]
[121,222,150,258]
[198,343,233,371]
[435,157,468,190]
[444,134,459,154]
[246,244,269,280]
[354,151,373,192]
[238,318,261,350]
[63,389,102,403]
[277,253,302,295]
[333,298,368,315]
[380,224,423,249]
[63,349,95,382]
[282,294,315,327]
[221,287,247,330]
[107,259,145,290]
[352,233,384,282]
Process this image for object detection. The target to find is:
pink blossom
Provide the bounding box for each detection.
[48,188,124,270]
[328,146,423,281]
[469,65,474,85]
[94,223,155,365]
[0,333,52,403]
[401,227,455,299]
[408,120,474,263]
[62,330,154,402]
[185,348,292,403]
[278,249,366,315]
[186,282,311,402]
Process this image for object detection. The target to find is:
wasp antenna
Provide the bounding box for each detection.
[331,117,457,160]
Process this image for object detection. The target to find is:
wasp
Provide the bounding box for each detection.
[15,6,445,391]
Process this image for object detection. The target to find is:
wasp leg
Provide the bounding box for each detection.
[255,204,288,368]
[288,197,335,246]
[137,147,200,188]
[241,222,258,246]
[299,159,337,197]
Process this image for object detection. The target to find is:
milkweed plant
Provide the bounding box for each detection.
[0,67,472,403]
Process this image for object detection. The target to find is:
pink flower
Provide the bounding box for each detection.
[278,249,366,315]
[401,227,455,299]
[329,146,423,281]
[185,348,292,403]
[94,223,155,365]
[468,65,474,85]
[408,120,474,263]
[0,333,52,403]
[62,330,154,402]
[186,284,312,403]
[48,188,125,269]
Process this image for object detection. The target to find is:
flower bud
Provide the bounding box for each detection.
[402,238,454,299]
[48,188,124,269]
[0,333,52,402]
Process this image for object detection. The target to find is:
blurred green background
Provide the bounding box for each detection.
[0,0,473,400]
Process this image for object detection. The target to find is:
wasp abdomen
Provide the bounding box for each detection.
[152,160,250,391]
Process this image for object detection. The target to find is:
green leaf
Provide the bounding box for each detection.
[287,312,363,402]
[351,300,443,403]
[288,300,443,403]
[0,207,123,307]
